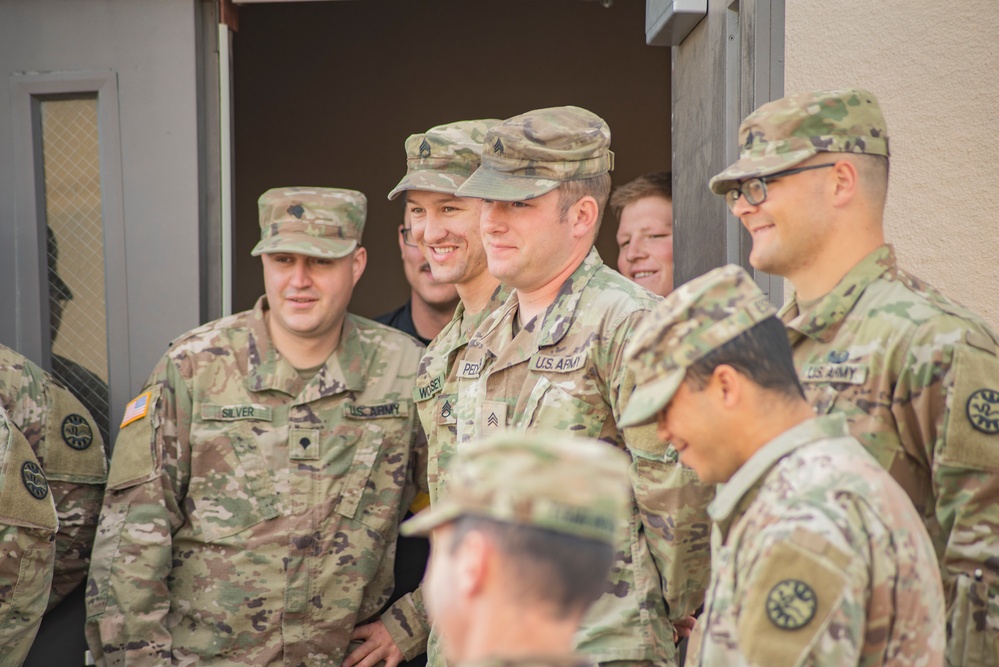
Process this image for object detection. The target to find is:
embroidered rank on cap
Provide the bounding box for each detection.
[120,391,152,428]
[493,138,504,155]
[765,579,817,630]
[21,461,49,500]
[419,138,432,159]
[61,413,94,450]
[967,389,999,434]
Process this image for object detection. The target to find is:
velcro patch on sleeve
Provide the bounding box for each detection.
[120,391,153,428]
[41,383,107,483]
[107,386,160,490]
[942,344,999,471]
[738,534,850,666]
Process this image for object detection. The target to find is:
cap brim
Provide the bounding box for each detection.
[456,167,560,202]
[619,370,684,428]
[708,147,817,195]
[251,234,357,259]
[387,171,471,201]
[399,501,465,537]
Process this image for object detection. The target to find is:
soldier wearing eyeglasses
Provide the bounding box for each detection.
[710,88,999,666]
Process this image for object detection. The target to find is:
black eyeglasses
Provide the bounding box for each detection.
[725,163,836,212]
[400,227,417,247]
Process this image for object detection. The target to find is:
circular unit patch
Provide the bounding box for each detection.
[967,389,999,435]
[21,461,49,500]
[61,413,94,450]
[765,579,817,630]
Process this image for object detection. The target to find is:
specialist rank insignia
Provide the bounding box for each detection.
[21,461,49,500]
[765,579,817,630]
[967,388,999,434]
[61,413,94,450]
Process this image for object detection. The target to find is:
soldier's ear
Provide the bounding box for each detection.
[829,159,859,208]
[569,195,599,240]
[351,247,368,285]
[455,529,490,598]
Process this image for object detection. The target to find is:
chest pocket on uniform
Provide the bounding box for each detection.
[188,408,281,543]
[523,375,609,438]
[338,405,412,536]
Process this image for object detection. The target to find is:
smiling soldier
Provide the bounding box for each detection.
[449,106,714,667]
[711,88,999,665]
[85,187,427,667]
[621,264,945,667]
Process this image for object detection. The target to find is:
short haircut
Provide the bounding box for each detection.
[556,173,613,238]
[686,316,804,402]
[609,171,672,220]
[450,515,614,619]
[847,154,890,212]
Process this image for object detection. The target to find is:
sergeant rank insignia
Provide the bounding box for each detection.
[419,138,432,159]
[61,413,93,450]
[765,579,816,630]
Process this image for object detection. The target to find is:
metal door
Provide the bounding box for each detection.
[0,1,224,664]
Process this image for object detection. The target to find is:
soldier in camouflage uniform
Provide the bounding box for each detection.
[0,345,107,622]
[710,88,999,666]
[85,188,428,666]
[344,120,509,667]
[448,106,714,667]
[0,405,59,666]
[401,432,632,667]
[621,264,946,666]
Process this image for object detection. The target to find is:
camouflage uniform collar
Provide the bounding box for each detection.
[780,245,895,342]
[535,247,602,348]
[245,297,364,398]
[709,413,850,523]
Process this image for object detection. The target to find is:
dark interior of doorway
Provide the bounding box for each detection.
[232,0,671,319]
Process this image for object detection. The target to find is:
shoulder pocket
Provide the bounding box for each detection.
[41,383,107,484]
[106,387,161,490]
[942,344,999,471]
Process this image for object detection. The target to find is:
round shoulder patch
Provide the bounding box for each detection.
[967,389,999,435]
[61,413,94,450]
[21,461,49,500]
[765,579,817,630]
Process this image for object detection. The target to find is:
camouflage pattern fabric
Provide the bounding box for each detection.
[688,414,945,667]
[0,406,58,666]
[402,431,633,544]
[379,285,512,660]
[388,119,501,200]
[780,245,999,666]
[708,88,889,195]
[619,264,778,428]
[458,656,594,667]
[440,249,713,667]
[85,297,427,666]
[456,107,614,202]
[0,343,107,608]
[251,187,367,259]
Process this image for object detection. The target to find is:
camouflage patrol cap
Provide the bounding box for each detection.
[251,187,366,259]
[387,119,501,200]
[709,89,889,195]
[619,265,777,428]
[401,431,631,545]
[455,106,614,201]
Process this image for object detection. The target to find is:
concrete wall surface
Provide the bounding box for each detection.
[786,0,999,330]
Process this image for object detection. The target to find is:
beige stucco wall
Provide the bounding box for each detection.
[785,0,999,330]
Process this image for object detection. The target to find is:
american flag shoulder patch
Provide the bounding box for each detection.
[120,391,153,428]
